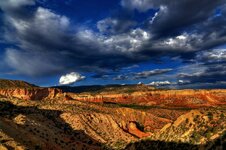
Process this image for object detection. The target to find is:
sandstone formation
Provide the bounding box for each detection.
[0,79,226,149]
[0,88,62,100]
[70,89,226,108]
[126,121,151,138]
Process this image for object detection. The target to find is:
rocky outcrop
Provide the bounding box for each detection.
[0,79,63,100]
[126,121,151,138]
[71,89,226,107]
[0,88,62,100]
[125,109,226,150]
[1,79,226,107]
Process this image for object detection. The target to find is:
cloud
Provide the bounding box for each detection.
[147,80,190,87]
[196,49,226,63]
[5,48,64,76]
[133,68,172,79]
[178,80,190,85]
[0,0,35,10]
[148,80,171,86]
[121,0,155,12]
[149,0,224,36]
[122,0,225,38]
[1,3,151,76]
[178,64,226,84]
[113,74,129,80]
[175,49,226,87]
[59,72,85,85]
[152,33,203,52]
[113,68,172,80]
[0,0,226,90]
[97,17,136,34]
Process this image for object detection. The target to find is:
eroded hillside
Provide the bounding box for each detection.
[0,80,226,150]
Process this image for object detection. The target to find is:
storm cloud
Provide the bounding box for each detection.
[113,68,172,80]
[0,0,226,88]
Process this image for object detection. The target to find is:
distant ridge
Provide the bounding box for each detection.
[0,79,37,89]
[53,84,155,93]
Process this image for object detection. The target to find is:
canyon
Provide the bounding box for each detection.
[0,79,226,150]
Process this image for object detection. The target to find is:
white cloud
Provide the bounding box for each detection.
[196,49,226,62]
[148,80,171,86]
[59,72,85,85]
[153,33,203,51]
[147,80,190,87]
[35,7,69,29]
[150,5,168,24]
[178,80,190,84]
[76,28,150,53]
[5,7,70,46]
[102,28,150,52]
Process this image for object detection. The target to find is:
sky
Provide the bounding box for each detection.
[0,0,226,88]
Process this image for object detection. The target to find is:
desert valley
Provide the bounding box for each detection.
[0,79,225,150]
[1,0,226,150]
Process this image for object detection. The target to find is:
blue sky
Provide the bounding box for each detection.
[0,0,226,88]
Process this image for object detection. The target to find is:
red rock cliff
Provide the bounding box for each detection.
[70,89,226,107]
[0,88,62,100]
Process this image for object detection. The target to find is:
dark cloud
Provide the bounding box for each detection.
[97,17,136,34]
[150,0,224,36]
[121,0,226,59]
[196,49,226,63]
[113,68,172,80]
[1,3,146,76]
[133,68,172,79]
[113,74,129,80]
[0,0,226,89]
[177,48,226,87]
[178,64,226,84]
[121,0,225,36]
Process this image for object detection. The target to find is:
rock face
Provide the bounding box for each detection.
[1,79,226,107]
[71,89,226,107]
[0,88,62,100]
[126,109,226,150]
[126,122,151,138]
[0,79,63,100]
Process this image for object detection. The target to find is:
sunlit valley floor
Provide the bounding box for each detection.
[0,79,226,150]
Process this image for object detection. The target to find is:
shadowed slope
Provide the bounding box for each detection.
[0,101,102,150]
[125,133,226,150]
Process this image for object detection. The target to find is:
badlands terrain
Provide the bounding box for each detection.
[0,79,226,150]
